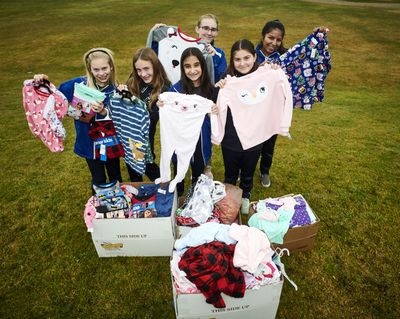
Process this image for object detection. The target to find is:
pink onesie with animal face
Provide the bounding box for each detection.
[213,64,293,150]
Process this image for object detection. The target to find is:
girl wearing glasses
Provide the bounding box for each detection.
[33,48,123,192]
[151,13,227,83]
[124,47,171,182]
[195,13,227,83]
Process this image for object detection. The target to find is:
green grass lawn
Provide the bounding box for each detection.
[1,0,399,318]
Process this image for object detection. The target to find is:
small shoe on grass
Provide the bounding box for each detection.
[261,174,271,188]
[203,165,213,179]
[241,198,250,215]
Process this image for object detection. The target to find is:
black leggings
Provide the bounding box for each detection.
[260,134,277,175]
[86,157,122,192]
[127,162,160,182]
[222,147,261,199]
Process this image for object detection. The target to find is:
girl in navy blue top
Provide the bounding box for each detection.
[255,20,288,188]
[125,47,171,182]
[34,48,122,191]
[255,20,329,188]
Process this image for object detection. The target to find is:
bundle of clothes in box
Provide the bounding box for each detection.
[171,222,295,308]
[175,174,242,228]
[171,174,297,309]
[248,194,318,244]
[83,181,175,232]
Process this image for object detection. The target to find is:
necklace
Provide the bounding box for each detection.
[95,82,110,91]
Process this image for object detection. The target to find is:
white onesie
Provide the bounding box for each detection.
[155,92,217,192]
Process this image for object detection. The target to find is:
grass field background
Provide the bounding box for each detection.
[1,0,399,318]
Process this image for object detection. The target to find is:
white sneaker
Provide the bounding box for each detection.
[203,165,213,179]
[241,198,250,215]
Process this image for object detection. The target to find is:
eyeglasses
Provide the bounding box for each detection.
[199,26,218,33]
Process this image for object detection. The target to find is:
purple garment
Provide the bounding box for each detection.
[264,195,311,227]
[264,202,282,211]
[290,196,312,227]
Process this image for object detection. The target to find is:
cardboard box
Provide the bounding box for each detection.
[176,224,193,239]
[172,276,283,319]
[249,195,320,253]
[91,183,177,257]
[273,219,319,252]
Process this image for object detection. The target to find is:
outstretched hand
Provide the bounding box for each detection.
[156,99,164,108]
[211,104,218,115]
[215,78,227,89]
[260,61,281,70]
[151,23,167,31]
[33,74,49,83]
[91,101,107,116]
[314,26,330,34]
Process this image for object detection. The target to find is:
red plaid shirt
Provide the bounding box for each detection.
[178,241,245,308]
[88,120,124,159]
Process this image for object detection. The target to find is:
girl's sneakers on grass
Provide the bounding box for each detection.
[261,174,271,188]
[241,198,250,215]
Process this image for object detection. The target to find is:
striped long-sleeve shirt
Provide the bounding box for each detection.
[109,94,151,175]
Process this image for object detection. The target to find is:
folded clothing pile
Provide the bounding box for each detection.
[83,181,175,232]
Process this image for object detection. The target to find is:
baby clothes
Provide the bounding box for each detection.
[213,64,293,150]
[135,183,175,217]
[155,92,217,192]
[178,241,245,308]
[228,223,274,274]
[88,120,124,161]
[146,26,215,84]
[93,180,130,213]
[289,195,316,227]
[22,79,68,152]
[279,31,331,110]
[68,82,106,122]
[108,93,151,175]
[243,261,281,289]
[83,196,99,232]
[171,250,200,294]
[179,174,226,224]
[176,205,222,227]
[260,194,317,228]
[248,204,295,244]
[174,222,236,251]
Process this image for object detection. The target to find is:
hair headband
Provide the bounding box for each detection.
[85,49,112,63]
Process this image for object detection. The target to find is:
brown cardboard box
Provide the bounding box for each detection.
[249,195,319,253]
